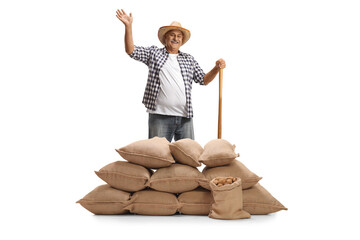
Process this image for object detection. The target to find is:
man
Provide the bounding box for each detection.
[116,9,226,142]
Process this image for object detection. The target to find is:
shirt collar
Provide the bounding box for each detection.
[162,47,184,56]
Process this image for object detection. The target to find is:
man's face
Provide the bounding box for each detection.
[164,30,183,52]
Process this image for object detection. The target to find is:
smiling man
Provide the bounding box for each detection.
[116,9,226,142]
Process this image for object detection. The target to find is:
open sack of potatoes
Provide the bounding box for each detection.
[209,177,251,220]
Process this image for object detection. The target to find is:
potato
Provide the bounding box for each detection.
[226,178,233,184]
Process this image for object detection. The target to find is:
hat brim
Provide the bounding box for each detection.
[158,26,191,46]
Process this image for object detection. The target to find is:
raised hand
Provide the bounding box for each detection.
[116,9,133,26]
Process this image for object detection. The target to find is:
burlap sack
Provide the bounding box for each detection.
[200,160,262,190]
[178,188,212,215]
[124,190,178,215]
[76,184,131,215]
[169,139,203,167]
[209,177,251,220]
[199,139,239,167]
[149,163,205,193]
[243,183,288,214]
[95,161,152,192]
[115,137,175,169]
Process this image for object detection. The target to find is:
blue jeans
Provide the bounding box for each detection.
[148,113,194,142]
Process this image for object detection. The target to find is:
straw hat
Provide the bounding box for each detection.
[158,21,191,46]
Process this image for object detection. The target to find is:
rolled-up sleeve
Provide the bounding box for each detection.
[193,58,206,85]
[129,45,156,66]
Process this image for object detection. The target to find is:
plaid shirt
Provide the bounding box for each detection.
[129,45,205,118]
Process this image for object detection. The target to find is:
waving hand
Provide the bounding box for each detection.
[116,9,133,26]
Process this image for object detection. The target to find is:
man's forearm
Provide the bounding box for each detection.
[125,24,134,55]
[203,65,220,85]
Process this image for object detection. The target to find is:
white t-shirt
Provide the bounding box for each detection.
[147,54,187,117]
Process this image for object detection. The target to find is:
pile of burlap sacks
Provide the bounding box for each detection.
[77,137,287,220]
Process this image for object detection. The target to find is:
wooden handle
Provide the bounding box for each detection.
[218,68,223,139]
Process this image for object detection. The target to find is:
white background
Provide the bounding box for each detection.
[1,0,359,239]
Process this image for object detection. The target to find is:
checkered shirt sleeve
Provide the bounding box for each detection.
[129,45,156,66]
[192,58,205,85]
